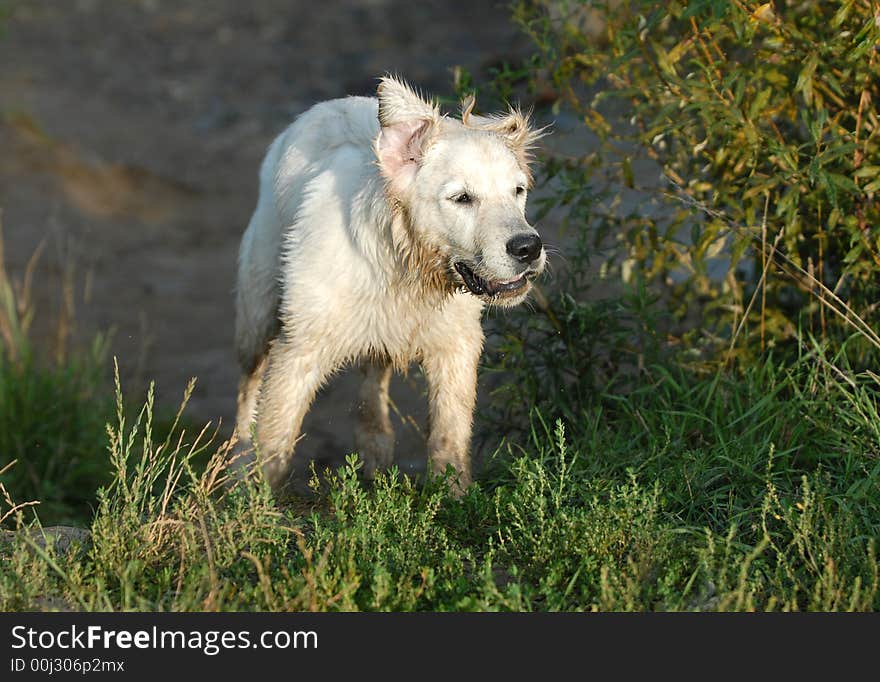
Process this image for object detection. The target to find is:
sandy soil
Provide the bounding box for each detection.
[0,0,545,477]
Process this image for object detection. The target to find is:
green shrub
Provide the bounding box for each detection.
[513,0,880,359]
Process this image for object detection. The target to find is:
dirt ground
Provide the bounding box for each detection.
[0,0,549,477]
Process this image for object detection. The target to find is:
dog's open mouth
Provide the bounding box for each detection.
[454,261,529,297]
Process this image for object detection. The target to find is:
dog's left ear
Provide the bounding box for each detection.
[375,76,440,196]
[461,94,545,185]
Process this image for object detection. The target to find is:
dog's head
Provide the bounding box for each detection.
[375,76,546,307]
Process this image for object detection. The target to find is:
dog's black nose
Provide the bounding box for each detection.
[506,233,543,264]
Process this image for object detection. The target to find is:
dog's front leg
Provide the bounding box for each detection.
[254,336,334,492]
[422,334,482,494]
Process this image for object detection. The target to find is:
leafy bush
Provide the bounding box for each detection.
[513,0,880,358]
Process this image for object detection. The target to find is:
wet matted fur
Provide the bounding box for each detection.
[233,76,546,493]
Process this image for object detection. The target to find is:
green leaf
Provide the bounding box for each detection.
[621,157,635,189]
[862,177,880,193]
[748,87,773,121]
[795,54,818,106]
[853,166,880,179]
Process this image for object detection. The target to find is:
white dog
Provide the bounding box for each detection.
[234,77,545,493]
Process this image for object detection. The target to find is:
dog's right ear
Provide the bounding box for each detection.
[375,76,440,196]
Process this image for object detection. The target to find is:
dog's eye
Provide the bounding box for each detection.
[515,186,525,196]
[453,192,473,205]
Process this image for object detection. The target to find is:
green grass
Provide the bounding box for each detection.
[0,239,201,527]
[1,342,877,611]
[0,228,114,525]
[0,339,113,525]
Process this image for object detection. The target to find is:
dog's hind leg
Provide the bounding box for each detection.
[253,335,336,492]
[235,188,282,383]
[237,354,267,440]
[354,358,395,479]
[228,351,270,477]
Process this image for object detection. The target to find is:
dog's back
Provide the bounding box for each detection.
[234,96,382,374]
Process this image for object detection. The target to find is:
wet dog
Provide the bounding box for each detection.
[234,77,545,493]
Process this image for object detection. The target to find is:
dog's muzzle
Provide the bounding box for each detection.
[454,261,533,298]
